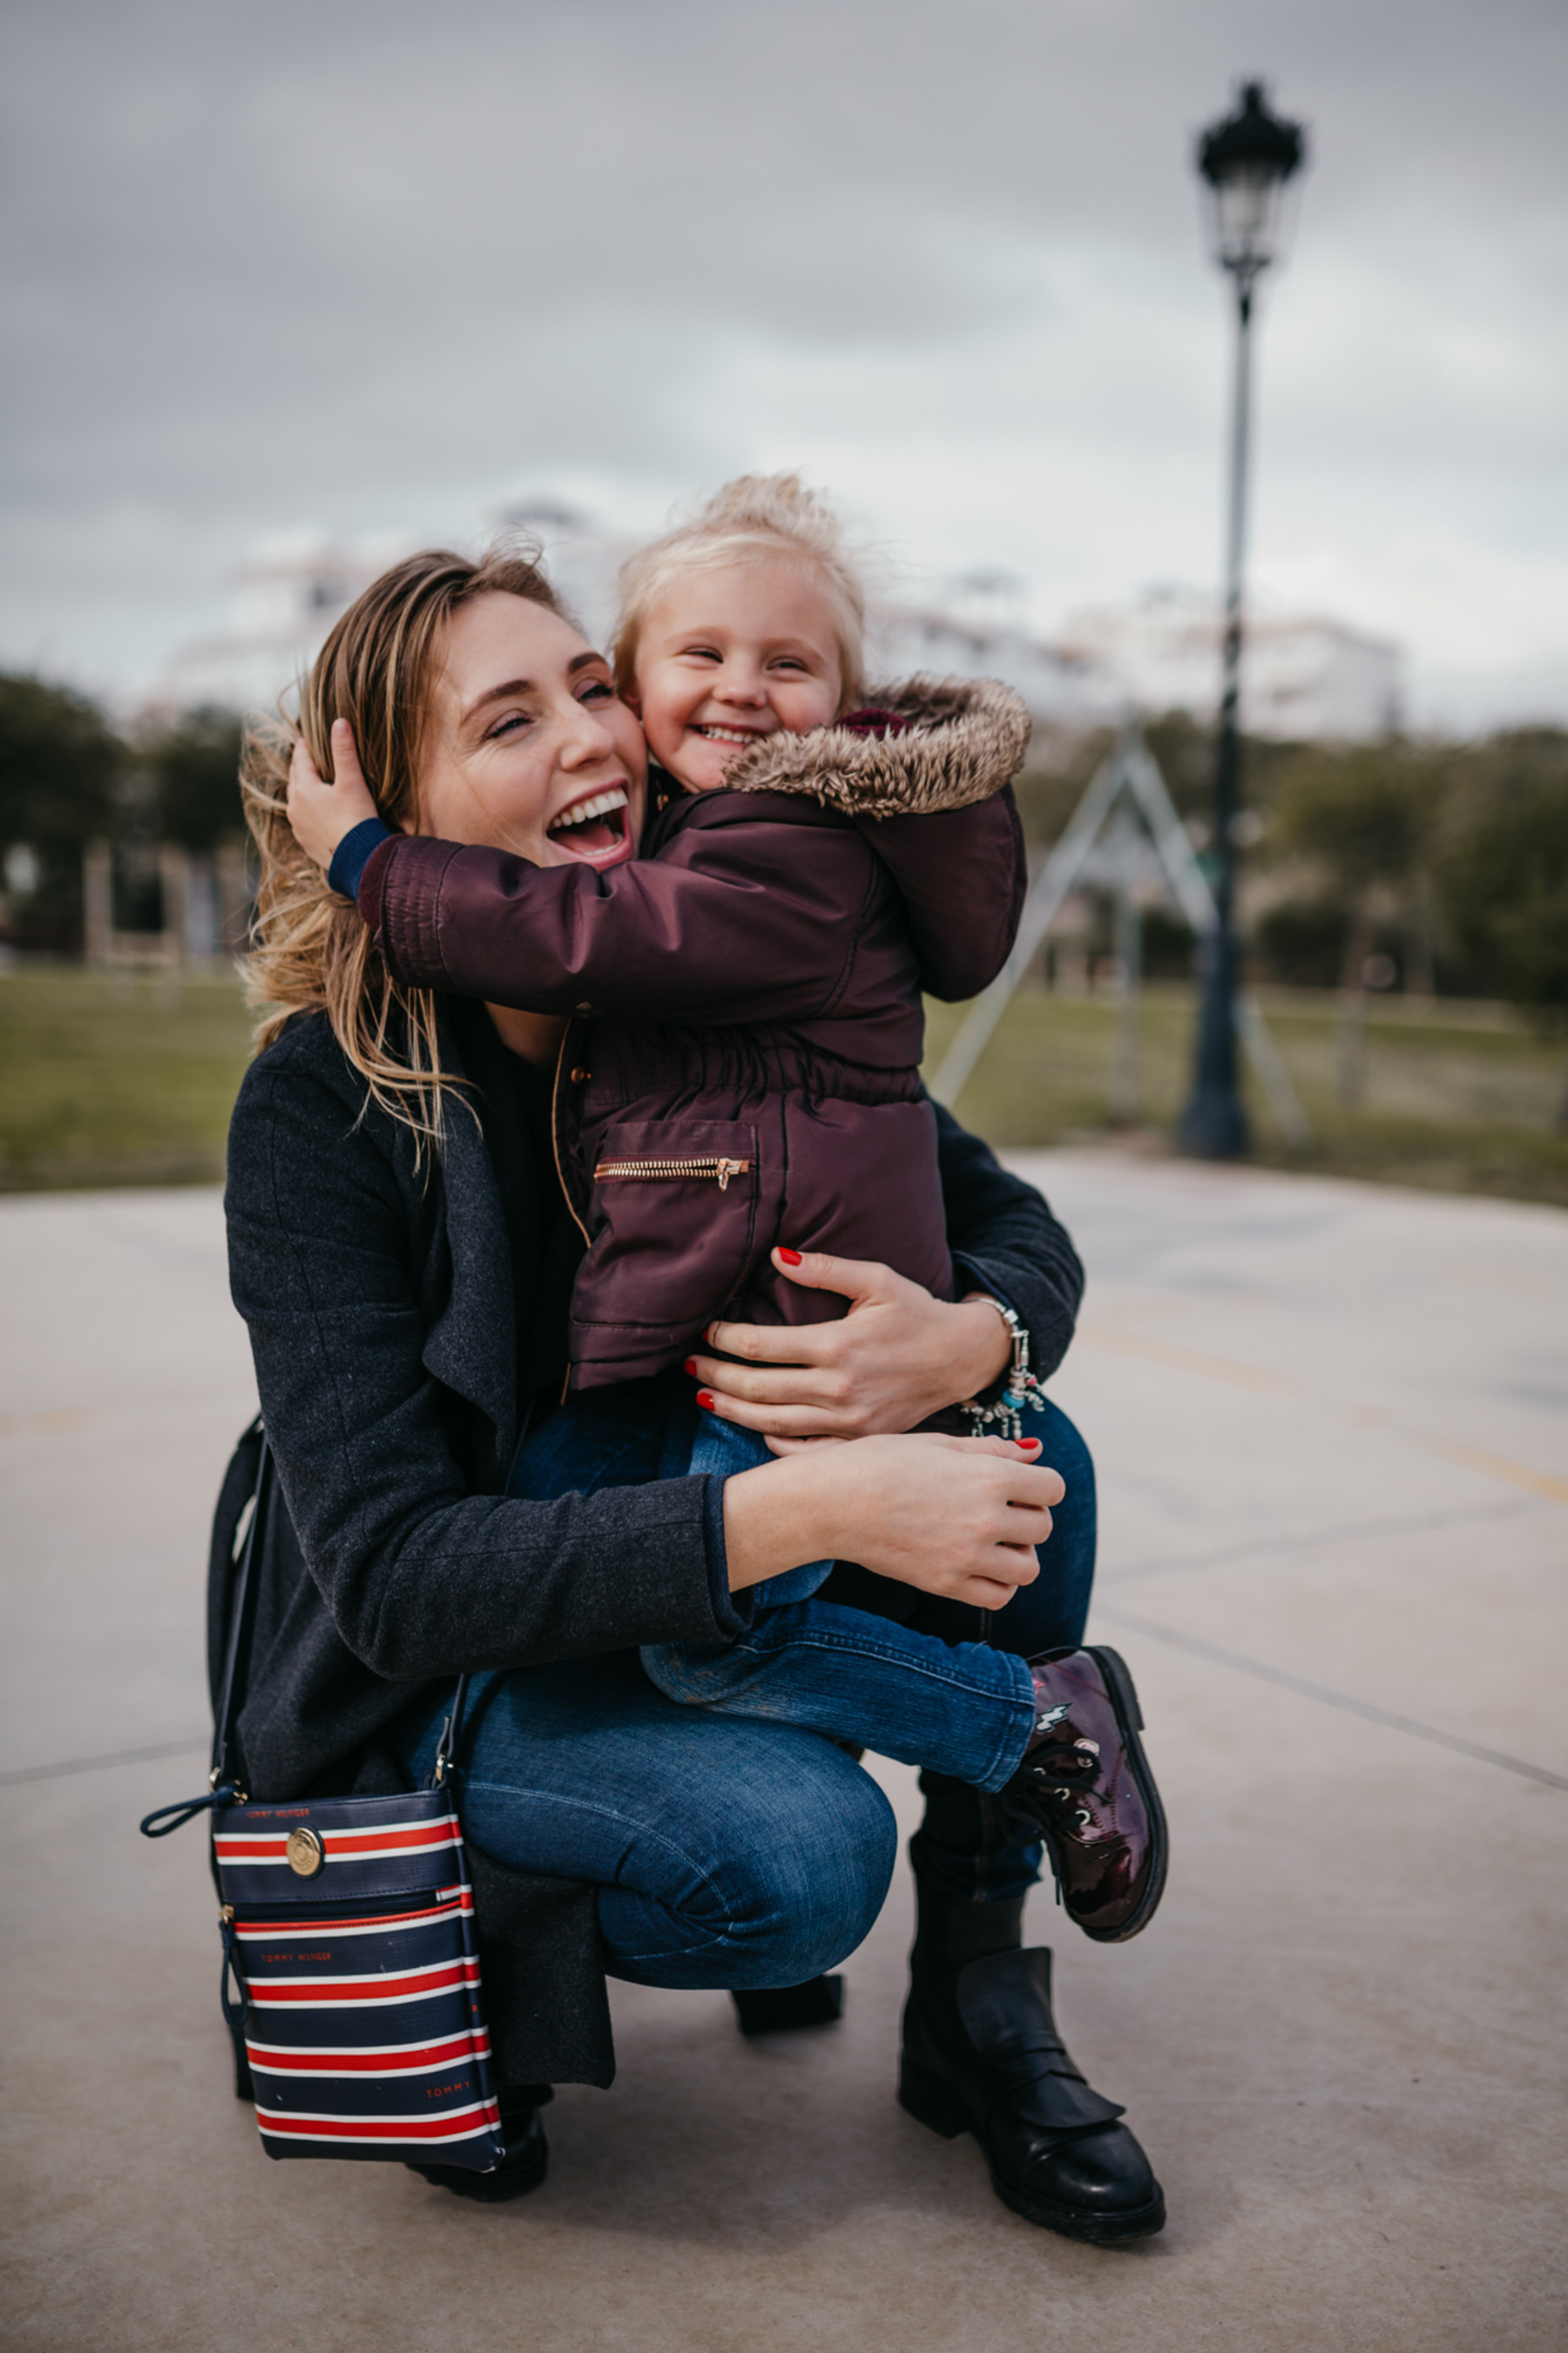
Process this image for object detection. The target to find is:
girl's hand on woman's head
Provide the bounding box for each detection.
[287,720,381,870]
[722,1431,1064,1613]
[688,1249,1014,1449]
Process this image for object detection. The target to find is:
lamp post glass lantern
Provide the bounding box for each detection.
[1177,80,1306,1161]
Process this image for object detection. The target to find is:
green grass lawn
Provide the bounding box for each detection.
[924,983,1568,1207]
[0,964,255,1190]
[2,963,1565,1208]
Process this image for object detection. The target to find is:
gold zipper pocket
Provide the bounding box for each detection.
[593,1155,752,1193]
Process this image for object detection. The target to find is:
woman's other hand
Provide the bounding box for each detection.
[689,1249,1012,1448]
[723,1432,1062,1613]
[287,719,380,870]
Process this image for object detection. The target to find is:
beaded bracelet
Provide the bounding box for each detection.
[959,1295,1048,1443]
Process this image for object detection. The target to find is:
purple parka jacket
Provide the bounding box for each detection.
[359,675,1032,1387]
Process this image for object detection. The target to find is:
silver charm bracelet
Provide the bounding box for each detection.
[959,1294,1048,1443]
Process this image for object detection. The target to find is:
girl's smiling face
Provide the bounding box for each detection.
[628,558,844,794]
[416,592,647,868]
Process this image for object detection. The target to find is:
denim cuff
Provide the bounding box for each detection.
[701,1472,754,1637]
[328,815,394,903]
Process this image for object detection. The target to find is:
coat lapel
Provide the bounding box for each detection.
[418,1013,518,1469]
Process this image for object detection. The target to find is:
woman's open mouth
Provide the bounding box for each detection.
[546,786,632,865]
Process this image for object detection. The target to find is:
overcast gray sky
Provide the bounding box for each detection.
[3,0,1565,728]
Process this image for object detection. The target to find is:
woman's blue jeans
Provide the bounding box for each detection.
[394,1397,1095,1991]
[510,1379,1044,1793]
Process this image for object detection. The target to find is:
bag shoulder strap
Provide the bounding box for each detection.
[210,1425,274,1795]
[140,1423,274,1837]
[433,1674,471,1790]
[142,1427,469,1838]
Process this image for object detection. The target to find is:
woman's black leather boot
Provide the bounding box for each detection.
[732,1975,845,2035]
[899,1886,1165,2243]
[405,2086,551,2202]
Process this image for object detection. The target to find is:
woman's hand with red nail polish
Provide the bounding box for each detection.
[721,1432,1062,1608]
[699,1254,1015,1450]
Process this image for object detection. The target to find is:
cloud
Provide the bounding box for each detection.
[2,0,1565,725]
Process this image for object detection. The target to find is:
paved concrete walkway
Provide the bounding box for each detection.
[3,1157,1565,2351]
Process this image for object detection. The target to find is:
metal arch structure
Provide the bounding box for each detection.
[927,727,1311,1151]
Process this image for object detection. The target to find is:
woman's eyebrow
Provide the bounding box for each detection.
[462,651,606,727]
[463,676,535,725]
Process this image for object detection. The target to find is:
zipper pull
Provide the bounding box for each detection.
[717,1158,742,1191]
[219,1905,248,2032]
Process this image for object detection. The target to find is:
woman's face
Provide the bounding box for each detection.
[416,592,647,869]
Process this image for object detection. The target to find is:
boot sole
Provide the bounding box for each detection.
[899,2061,1166,2244]
[733,1974,845,2036]
[1032,1643,1169,1945]
[406,2134,549,2203]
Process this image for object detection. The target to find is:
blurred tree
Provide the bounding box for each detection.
[1253,896,1348,990]
[1435,729,1568,1127]
[136,707,246,849]
[1264,741,1447,1101]
[1141,710,1301,829]
[1140,712,1214,820]
[0,673,124,951]
[1013,713,1297,846]
[1010,726,1112,846]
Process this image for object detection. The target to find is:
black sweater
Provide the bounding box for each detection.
[220,1001,1085,2084]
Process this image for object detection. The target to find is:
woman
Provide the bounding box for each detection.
[225,538,1164,2242]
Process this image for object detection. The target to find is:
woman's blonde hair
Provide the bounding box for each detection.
[613,472,867,707]
[241,542,564,1157]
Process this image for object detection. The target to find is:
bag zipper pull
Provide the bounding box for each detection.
[218,1905,249,2032]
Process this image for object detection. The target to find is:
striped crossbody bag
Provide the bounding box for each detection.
[140,1431,506,2176]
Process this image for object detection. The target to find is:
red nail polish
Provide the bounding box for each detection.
[1017,1437,1041,1453]
[696,1391,715,1410]
[777,1247,803,1266]
[684,1359,699,1376]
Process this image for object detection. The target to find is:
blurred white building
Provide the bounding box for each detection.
[1058,584,1404,740]
[864,603,1112,727]
[152,532,406,716]
[489,501,636,648]
[150,507,632,719]
[152,521,1404,746]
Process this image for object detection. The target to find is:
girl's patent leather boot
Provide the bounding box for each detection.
[1002,1645,1168,1943]
[899,1886,1165,2243]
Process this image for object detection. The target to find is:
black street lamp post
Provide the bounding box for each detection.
[1177,80,1306,1160]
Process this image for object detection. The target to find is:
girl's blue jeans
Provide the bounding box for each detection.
[510,1378,1044,1792]
[395,1373,1096,1992]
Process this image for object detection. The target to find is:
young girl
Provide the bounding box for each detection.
[287,475,1166,1945]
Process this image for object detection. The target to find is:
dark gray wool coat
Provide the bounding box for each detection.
[220,999,1085,2091]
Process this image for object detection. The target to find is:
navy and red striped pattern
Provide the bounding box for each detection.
[215,1788,504,2169]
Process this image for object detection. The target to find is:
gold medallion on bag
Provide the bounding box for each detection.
[285,1826,325,1877]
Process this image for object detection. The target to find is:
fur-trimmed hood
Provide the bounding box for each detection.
[723,674,1031,818]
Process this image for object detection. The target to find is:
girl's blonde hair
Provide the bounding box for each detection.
[240,542,564,1157]
[613,472,867,707]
